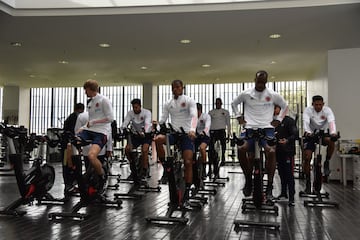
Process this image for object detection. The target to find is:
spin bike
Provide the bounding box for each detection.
[0,123,65,217]
[300,129,340,208]
[233,128,280,231]
[48,134,122,221]
[146,124,201,225]
[190,133,216,203]
[114,128,160,201]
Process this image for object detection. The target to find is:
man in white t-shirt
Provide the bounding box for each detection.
[121,98,152,182]
[231,70,288,199]
[208,98,231,176]
[154,79,197,204]
[302,95,338,192]
[77,79,114,193]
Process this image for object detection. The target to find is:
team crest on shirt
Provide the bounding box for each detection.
[321,115,326,120]
[181,102,186,107]
[265,96,271,102]
[96,103,99,107]
[141,116,144,121]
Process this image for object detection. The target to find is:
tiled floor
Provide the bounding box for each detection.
[1,159,360,240]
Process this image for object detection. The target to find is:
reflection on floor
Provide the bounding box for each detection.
[1,160,360,240]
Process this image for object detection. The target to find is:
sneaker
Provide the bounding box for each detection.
[243,180,252,197]
[288,200,295,207]
[304,180,311,194]
[275,193,288,200]
[266,185,274,201]
[126,174,134,181]
[324,159,331,176]
[159,174,168,184]
[96,175,107,195]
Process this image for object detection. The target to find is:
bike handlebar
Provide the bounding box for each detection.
[304,129,340,143]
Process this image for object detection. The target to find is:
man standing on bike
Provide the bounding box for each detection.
[195,103,211,181]
[302,95,337,192]
[231,70,288,199]
[208,98,231,176]
[154,79,198,203]
[77,79,114,193]
[120,98,152,183]
[273,105,298,206]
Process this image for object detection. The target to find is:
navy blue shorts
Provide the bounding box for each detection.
[131,135,152,148]
[168,134,194,151]
[78,130,107,149]
[241,128,275,153]
[194,135,210,151]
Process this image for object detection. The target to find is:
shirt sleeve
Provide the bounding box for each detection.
[144,109,152,133]
[231,94,244,117]
[273,93,289,122]
[205,113,211,136]
[303,107,312,134]
[189,98,198,132]
[121,111,132,129]
[159,102,169,125]
[225,110,231,135]
[326,107,337,134]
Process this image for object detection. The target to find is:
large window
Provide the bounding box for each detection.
[30,85,142,134]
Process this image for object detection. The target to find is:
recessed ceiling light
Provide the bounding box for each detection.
[270,76,276,79]
[10,42,22,47]
[180,39,191,44]
[269,34,281,39]
[202,64,211,68]
[99,43,111,48]
[58,60,69,64]
[271,61,277,64]
[29,74,35,78]
[140,66,148,70]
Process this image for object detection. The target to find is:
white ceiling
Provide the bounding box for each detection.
[0,0,360,87]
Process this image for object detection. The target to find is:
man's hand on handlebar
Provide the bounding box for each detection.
[188,130,196,140]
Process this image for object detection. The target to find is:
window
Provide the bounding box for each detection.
[30,85,143,134]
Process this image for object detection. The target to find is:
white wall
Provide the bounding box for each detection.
[307,62,328,107]
[18,87,30,129]
[2,85,19,125]
[328,48,360,140]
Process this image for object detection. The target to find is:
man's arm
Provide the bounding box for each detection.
[144,109,152,133]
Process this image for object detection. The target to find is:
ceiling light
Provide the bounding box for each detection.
[180,39,191,44]
[140,66,148,70]
[269,34,281,39]
[29,74,35,78]
[271,61,277,64]
[99,43,111,48]
[58,60,69,64]
[10,42,22,47]
[202,64,211,68]
[270,76,276,79]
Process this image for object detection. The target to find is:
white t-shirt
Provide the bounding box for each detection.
[75,112,111,156]
[85,93,114,135]
[231,87,288,129]
[197,112,211,137]
[121,108,152,133]
[208,108,231,134]
[303,105,336,134]
[159,94,197,133]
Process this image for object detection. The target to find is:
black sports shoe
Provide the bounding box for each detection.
[243,180,252,197]
[96,175,107,195]
[275,193,288,200]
